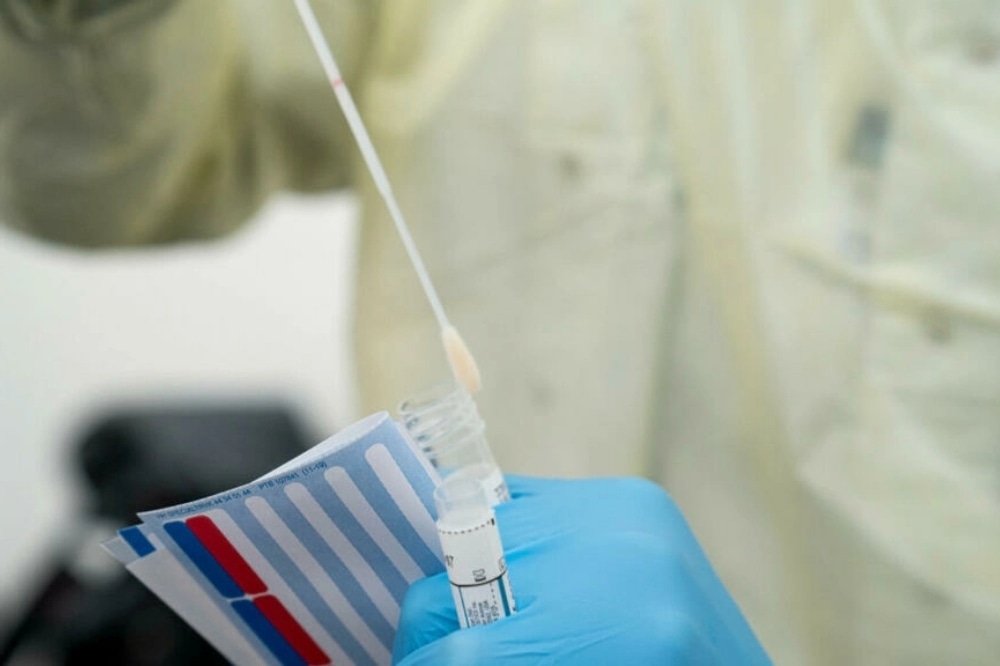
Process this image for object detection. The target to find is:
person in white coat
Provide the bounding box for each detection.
[2,1,998,663]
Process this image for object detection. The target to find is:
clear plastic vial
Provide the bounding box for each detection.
[434,475,516,628]
[399,383,510,505]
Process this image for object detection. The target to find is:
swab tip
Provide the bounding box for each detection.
[441,325,482,394]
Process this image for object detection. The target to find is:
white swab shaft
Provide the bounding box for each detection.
[292,0,450,330]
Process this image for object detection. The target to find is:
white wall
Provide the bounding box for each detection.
[0,193,359,611]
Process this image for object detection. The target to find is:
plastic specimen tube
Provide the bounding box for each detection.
[400,383,510,506]
[434,475,516,628]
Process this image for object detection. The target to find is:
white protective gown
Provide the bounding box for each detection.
[1,1,998,663]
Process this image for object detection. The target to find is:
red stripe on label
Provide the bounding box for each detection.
[186,515,267,596]
[254,595,331,665]
[331,77,344,87]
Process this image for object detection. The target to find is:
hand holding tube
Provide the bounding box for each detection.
[393,476,771,665]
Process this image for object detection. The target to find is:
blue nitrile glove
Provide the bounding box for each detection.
[392,476,771,665]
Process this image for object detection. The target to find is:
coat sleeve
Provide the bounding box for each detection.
[0,0,375,247]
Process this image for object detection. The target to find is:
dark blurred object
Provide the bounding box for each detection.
[78,404,313,524]
[1,402,314,665]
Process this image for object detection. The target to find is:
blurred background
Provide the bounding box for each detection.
[0,192,361,662]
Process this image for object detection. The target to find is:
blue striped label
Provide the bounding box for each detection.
[231,599,307,666]
[164,521,243,599]
[120,526,155,558]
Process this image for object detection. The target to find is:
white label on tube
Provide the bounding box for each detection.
[481,466,511,506]
[436,512,516,628]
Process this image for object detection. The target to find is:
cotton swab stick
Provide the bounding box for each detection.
[291,0,482,394]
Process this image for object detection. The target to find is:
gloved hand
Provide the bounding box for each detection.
[392,476,771,665]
